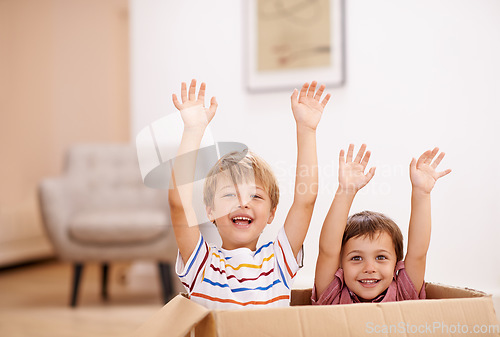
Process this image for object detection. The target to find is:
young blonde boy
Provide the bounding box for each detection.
[169,79,330,309]
[313,144,451,304]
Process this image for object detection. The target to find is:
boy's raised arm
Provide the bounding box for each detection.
[169,79,218,264]
[314,144,375,298]
[284,81,330,257]
[405,148,451,293]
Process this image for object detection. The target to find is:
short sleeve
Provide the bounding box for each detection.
[394,261,426,300]
[311,268,344,305]
[273,227,302,289]
[175,233,209,293]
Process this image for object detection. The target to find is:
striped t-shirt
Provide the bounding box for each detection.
[175,227,302,310]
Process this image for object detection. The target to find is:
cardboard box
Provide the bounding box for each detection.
[132,283,500,337]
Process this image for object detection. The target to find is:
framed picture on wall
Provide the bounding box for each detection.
[245,0,345,92]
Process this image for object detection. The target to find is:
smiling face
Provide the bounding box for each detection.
[341,231,398,301]
[206,174,275,251]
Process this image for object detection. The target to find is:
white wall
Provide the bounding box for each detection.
[130,0,500,294]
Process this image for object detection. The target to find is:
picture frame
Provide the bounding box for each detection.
[245,0,345,92]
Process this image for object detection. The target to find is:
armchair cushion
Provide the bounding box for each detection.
[69,209,169,245]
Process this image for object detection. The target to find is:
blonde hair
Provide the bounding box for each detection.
[342,210,404,262]
[203,150,279,211]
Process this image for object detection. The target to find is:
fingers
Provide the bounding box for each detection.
[346,144,354,162]
[354,144,367,163]
[299,82,309,100]
[307,81,317,98]
[366,167,376,182]
[300,81,329,100]
[208,96,218,116]
[424,147,439,165]
[416,150,431,168]
[321,93,331,108]
[417,147,448,170]
[410,157,417,170]
[176,79,209,108]
[172,94,182,110]
[181,82,188,102]
[413,147,451,180]
[297,81,330,109]
[437,168,452,179]
[313,83,325,100]
[361,150,371,168]
[431,151,445,169]
[290,88,298,107]
[188,79,197,101]
[339,149,345,166]
[343,144,373,168]
[198,82,206,103]
[432,150,451,179]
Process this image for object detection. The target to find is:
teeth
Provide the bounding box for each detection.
[360,280,378,284]
[232,216,252,221]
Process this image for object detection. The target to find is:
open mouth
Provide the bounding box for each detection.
[358,279,380,287]
[231,216,253,227]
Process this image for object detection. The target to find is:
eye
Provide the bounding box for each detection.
[376,255,387,260]
[251,194,263,199]
[350,256,362,261]
[222,193,236,198]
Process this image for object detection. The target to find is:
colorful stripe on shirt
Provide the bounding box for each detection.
[176,227,301,310]
[211,251,274,270]
[209,264,275,283]
[202,278,282,292]
[190,293,289,307]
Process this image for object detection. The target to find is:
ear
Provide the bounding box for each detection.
[206,206,215,222]
[267,207,277,224]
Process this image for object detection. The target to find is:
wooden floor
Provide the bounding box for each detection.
[0,260,171,337]
[1,260,499,336]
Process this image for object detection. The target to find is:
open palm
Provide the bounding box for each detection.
[410,148,451,193]
[339,144,376,193]
[172,79,217,129]
[291,81,331,130]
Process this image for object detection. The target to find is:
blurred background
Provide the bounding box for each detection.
[1,0,499,335]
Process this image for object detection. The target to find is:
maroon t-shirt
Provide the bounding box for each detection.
[312,261,426,305]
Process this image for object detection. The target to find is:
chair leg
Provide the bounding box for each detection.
[101,263,109,301]
[158,262,173,303]
[70,263,84,307]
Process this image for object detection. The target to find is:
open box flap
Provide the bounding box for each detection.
[131,294,210,337]
[426,282,489,299]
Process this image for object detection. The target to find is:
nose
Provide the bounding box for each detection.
[363,261,376,274]
[237,195,251,208]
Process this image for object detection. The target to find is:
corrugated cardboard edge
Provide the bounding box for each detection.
[425,282,490,298]
[289,282,493,306]
[213,284,500,337]
[131,284,500,337]
[212,292,500,337]
[128,294,210,337]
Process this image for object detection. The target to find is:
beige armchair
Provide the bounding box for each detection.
[38,144,178,306]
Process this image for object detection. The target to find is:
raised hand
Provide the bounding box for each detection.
[338,144,376,193]
[172,79,218,130]
[410,147,451,194]
[290,81,331,131]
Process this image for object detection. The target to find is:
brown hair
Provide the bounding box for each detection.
[203,150,279,211]
[342,210,404,261]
